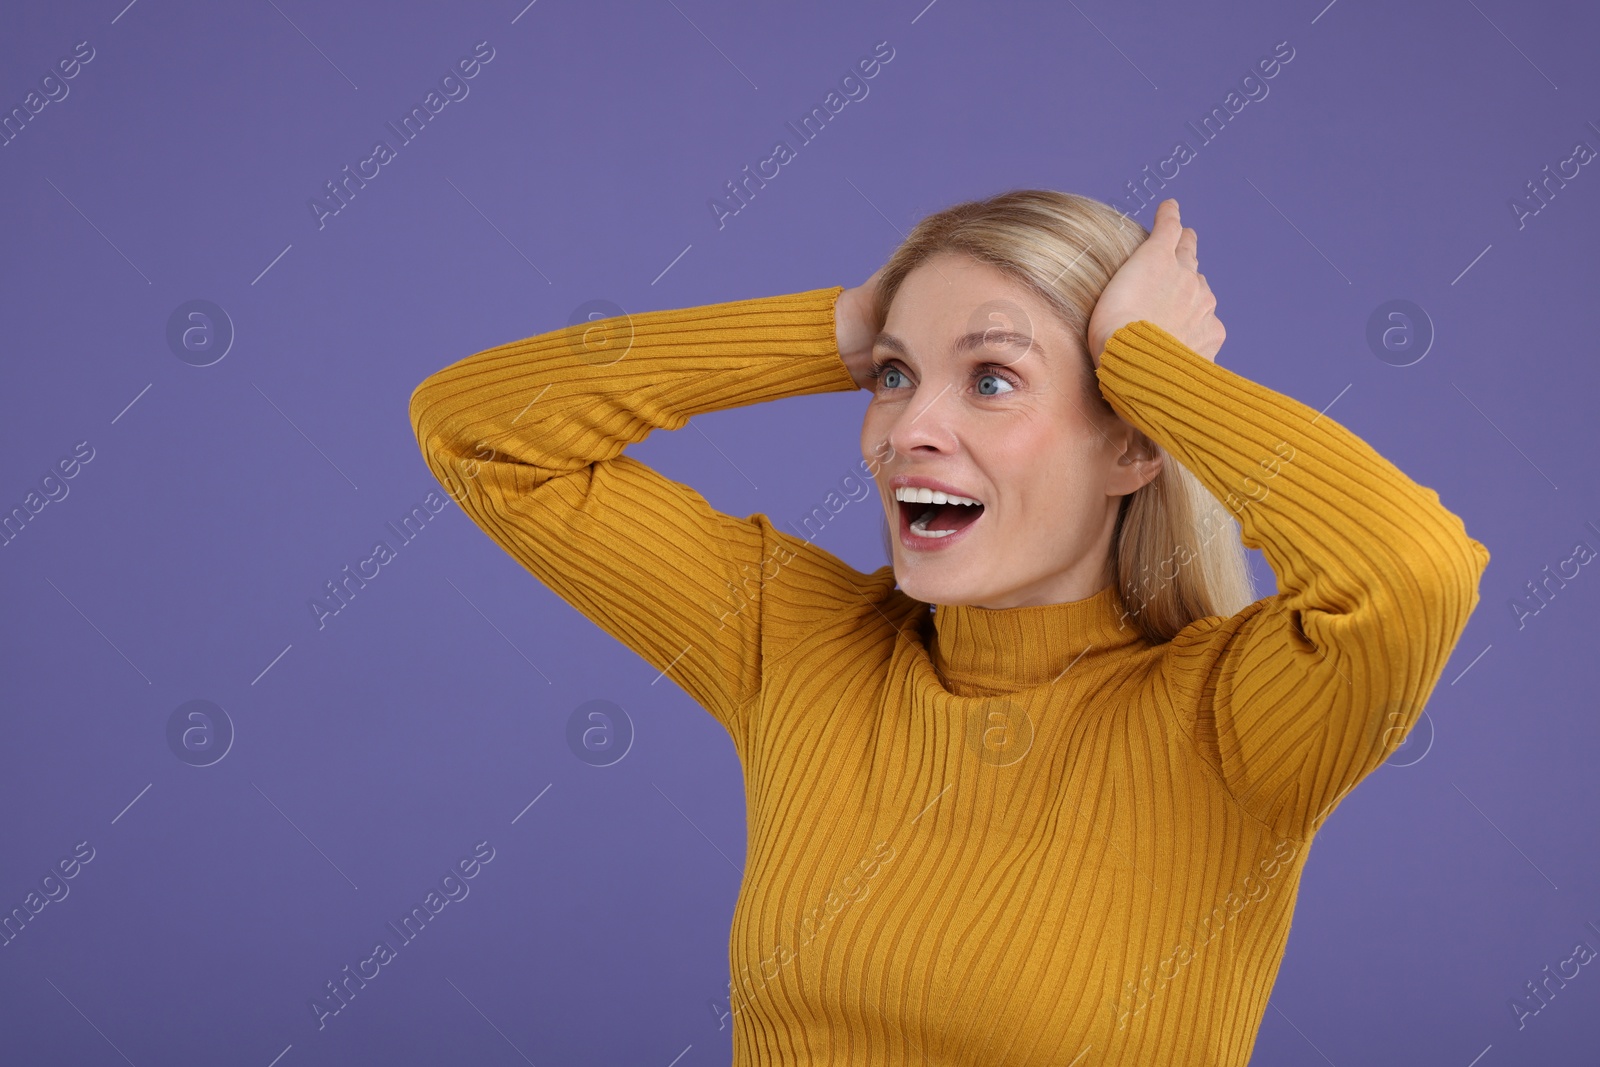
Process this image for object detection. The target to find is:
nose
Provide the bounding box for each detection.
[885,380,960,458]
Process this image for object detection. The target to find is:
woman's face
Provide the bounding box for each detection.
[860,251,1162,609]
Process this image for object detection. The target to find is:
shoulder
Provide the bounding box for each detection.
[755,518,924,647]
[1135,598,1276,717]
[1160,598,1273,665]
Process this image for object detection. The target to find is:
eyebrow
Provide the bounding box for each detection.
[873,329,1045,363]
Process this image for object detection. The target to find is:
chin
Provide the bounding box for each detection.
[892,565,974,606]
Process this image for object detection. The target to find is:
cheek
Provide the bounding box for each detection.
[860,420,891,497]
[1006,431,1102,523]
[860,411,886,461]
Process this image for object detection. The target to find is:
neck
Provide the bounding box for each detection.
[929,582,1148,697]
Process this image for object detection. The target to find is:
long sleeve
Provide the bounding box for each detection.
[406,286,861,747]
[1097,321,1490,842]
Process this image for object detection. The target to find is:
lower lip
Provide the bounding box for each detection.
[897,500,985,552]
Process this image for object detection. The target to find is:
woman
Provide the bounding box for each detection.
[408,192,1488,1065]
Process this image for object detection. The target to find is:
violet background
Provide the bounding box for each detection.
[1,0,1597,1064]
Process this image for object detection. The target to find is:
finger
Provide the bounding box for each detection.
[1177,226,1199,270]
[1152,199,1183,248]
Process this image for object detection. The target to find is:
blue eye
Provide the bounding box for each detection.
[866,361,905,389]
[976,371,1015,396]
[868,360,1018,395]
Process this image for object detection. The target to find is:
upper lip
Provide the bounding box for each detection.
[889,474,984,505]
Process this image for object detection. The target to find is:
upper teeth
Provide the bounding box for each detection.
[895,487,982,507]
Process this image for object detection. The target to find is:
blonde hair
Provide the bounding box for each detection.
[871,188,1256,644]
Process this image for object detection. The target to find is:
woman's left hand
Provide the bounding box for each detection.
[1086,198,1224,368]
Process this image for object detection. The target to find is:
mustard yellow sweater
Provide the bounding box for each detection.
[408,286,1489,1066]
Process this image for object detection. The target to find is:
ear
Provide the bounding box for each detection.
[1107,424,1164,497]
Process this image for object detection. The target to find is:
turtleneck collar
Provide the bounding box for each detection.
[928,583,1150,697]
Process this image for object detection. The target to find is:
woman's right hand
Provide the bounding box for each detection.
[835,264,886,391]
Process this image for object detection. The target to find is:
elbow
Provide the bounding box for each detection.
[408,361,472,444]
[1426,525,1490,605]
[408,373,468,478]
[1385,482,1489,609]
[408,376,440,449]
[1397,528,1490,652]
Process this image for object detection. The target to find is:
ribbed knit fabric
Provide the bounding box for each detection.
[408,285,1489,1066]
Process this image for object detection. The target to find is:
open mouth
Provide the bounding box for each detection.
[902,498,985,539]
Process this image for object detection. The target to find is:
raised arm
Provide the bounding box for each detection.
[1097,320,1490,841]
[406,286,862,748]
